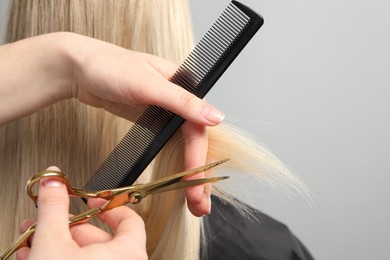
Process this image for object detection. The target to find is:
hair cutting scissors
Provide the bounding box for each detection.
[0,159,229,260]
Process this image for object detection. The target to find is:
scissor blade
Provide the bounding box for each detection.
[143,159,230,191]
[148,176,229,195]
[179,159,230,180]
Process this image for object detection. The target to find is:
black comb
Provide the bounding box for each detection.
[83,1,264,191]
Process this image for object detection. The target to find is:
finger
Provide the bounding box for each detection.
[16,247,30,260]
[99,206,145,237]
[86,197,108,209]
[98,76,225,126]
[17,219,33,260]
[181,122,211,216]
[21,213,112,247]
[19,219,36,248]
[69,223,113,246]
[88,199,144,236]
[141,56,225,126]
[20,219,35,234]
[149,81,224,126]
[98,206,146,251]
[34,166,71,241]
[53,198,113,246]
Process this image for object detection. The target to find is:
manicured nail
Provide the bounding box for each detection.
[206,195,212,215]
[202,105,225,124]
[42,178,63,188]
[41,167,63,188]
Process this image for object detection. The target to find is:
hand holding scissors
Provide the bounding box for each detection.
[1,159,229,260]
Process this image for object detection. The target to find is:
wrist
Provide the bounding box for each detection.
[40,32,78,100]
[0,32,75,124]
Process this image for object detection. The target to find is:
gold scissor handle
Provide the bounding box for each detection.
[26,170,102,206]
[0,206,107,260]
[0,223,36,260]
[1,159,230,260]
[1,171,113,260]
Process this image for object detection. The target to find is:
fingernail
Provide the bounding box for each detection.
[42,178,63,188]
[47,166,60,171]
[206,195,212,215]
[202,105,225,124]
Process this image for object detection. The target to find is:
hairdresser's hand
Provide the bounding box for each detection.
[0,32,223,217]
[0,32,224,126]
[17,167,147,260]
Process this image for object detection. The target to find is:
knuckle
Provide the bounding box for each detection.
[179,91,198,110]
[131,77,155,104]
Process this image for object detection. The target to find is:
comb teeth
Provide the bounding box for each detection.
[171,3,250,92]
[83,1,263,191]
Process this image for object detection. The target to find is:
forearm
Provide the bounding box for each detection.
[0,33,73,125]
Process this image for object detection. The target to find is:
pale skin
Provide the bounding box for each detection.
[0,32,224,258]
[18,169,148,260]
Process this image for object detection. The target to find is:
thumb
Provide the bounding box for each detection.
[34,166,71,240]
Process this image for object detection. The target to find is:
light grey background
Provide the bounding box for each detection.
[189,1,390,260]
[1,0,389,259]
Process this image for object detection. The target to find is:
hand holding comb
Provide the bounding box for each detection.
[83,1,264,191]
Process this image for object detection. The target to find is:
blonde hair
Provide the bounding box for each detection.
[0,1,306,259]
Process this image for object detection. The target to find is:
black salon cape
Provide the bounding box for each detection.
[201,196,314,260]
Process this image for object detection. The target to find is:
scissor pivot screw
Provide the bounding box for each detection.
[129,192,143,204]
